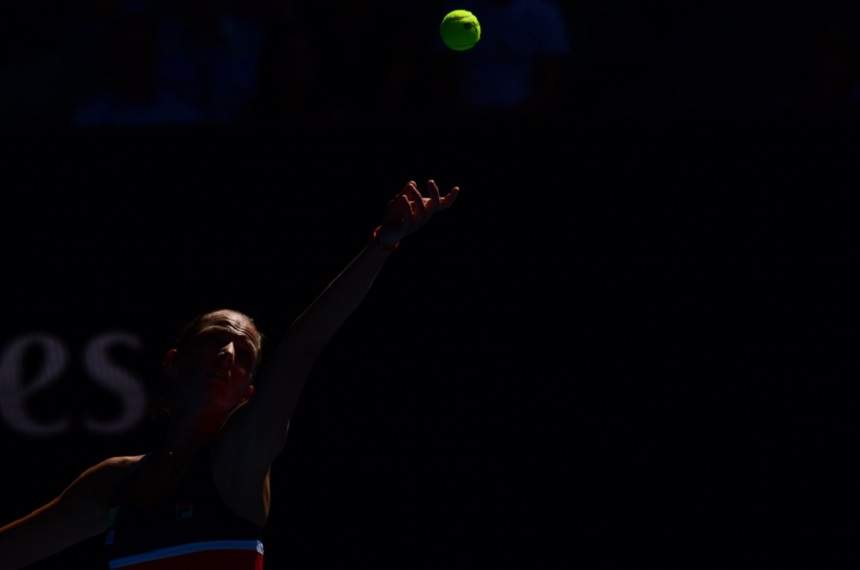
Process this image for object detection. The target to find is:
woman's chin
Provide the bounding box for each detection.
[191,413,227,437]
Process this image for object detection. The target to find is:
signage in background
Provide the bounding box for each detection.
[0,332,147,436]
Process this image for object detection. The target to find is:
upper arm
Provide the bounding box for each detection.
[220,340,321,473]
[0,457,131,569]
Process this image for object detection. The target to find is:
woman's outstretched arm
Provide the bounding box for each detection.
[0,456,135,570]
[288,179,460,351]
[221,179,460,468]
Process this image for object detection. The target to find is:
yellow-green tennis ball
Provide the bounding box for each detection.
[440,10,481,51]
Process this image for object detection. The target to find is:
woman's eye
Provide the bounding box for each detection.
[198,333,219,344]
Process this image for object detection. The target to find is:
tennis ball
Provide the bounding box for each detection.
[440,10,481,51]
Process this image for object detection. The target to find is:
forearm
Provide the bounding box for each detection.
[288,239,393,351]
[0,498,104,570]
[240,181,457,449]
[0,503,62,570]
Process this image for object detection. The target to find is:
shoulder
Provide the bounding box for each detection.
[213,402,284,480]
[101,455,146,469]
[61,455,145,507]
[211,417,274,526]
[74,455,144,484]
[88,455,146,479]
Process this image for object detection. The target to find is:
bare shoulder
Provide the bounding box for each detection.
[212,409,275,526]
[213,403,280,480]
[99,455,145,469]
[62,455,145,506]
[85,455,145,479]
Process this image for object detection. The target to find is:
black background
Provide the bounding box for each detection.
[3,118,860,569]
[4,2,860,569]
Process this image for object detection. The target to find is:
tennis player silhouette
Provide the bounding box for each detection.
[0,179,460,569]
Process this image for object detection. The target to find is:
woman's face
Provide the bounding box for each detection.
[167,313,260,424]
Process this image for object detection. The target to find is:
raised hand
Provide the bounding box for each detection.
[375,179,460,246]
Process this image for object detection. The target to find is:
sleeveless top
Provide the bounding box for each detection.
[103,446,265,570]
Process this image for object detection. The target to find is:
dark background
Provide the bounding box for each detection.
[4,2,860,569]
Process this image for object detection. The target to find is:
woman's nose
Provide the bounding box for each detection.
[217,343,235,367]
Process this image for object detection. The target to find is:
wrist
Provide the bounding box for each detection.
[370,225,400,252]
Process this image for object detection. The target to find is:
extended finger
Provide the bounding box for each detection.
[404,182,428,220]
[441,186,460,208]
[397,194,415,222]
[427,179,442,210]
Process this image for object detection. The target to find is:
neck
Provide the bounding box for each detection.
[163,408,226,454]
